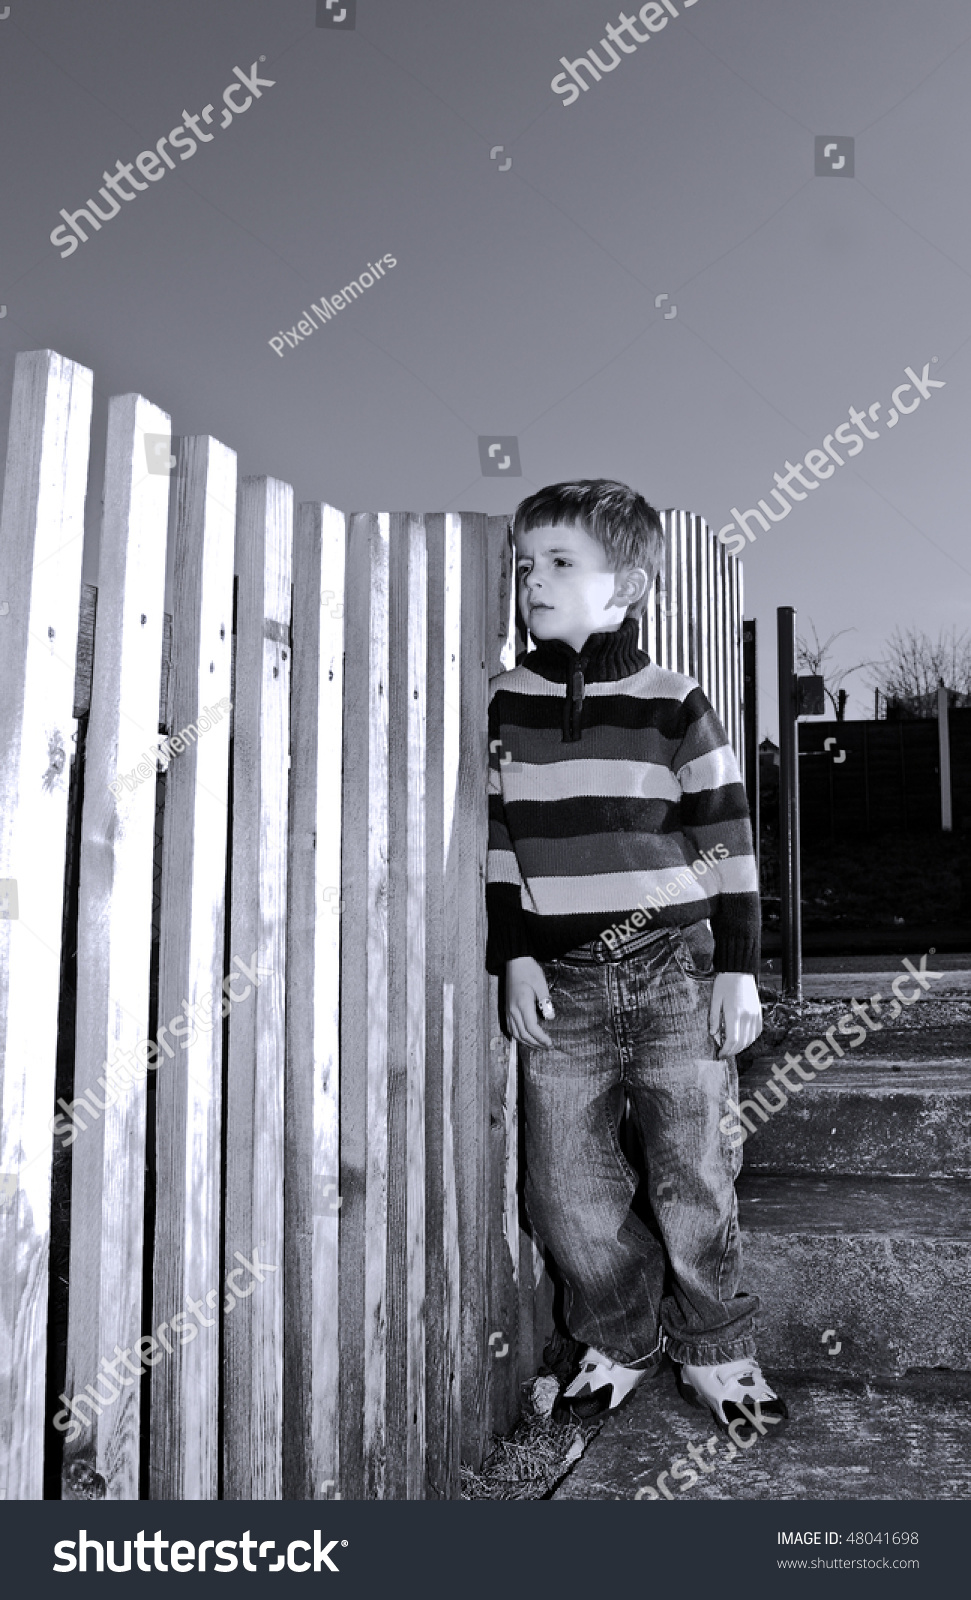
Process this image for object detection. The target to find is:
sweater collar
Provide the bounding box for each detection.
[525,615,649,683]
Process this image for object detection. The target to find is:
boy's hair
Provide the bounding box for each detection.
[511,479,665,622]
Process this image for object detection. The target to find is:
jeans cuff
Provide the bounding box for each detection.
[665,1334,758,1366]
[601,1335,664,1370]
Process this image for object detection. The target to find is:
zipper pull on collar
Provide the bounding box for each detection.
[567,661,585,741]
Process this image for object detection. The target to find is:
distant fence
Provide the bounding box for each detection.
[799,711,971,840]
[0,347,743,1501]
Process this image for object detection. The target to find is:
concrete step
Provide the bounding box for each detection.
[551,1368,971,1500]
[737,1058,971,1178]
[738,1176,971,1376]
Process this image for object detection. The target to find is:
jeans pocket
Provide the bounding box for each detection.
[542,959,561,997]
[672,921,715,980]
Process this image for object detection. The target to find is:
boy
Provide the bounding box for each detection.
[486,480,787,1435]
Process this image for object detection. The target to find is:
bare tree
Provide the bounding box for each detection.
[796,621,869,719]
[868,625,971,715]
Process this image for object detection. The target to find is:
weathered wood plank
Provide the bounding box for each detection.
[0,349,93,1501]
[713,516,726,736]
[73,587,172,730]
[729,551,744,764]
[453,513,492,1471]
[62,393,171,1500]
[422,513,462,1499]
[338,512,390,1500]
[385,511,428,1499]
[223,475,293,1500]
[284,500,345,1501]
[484,514,522,1438]
[150,435,236,1500]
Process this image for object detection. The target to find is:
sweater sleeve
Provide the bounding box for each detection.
[485,688,532,976]
[672,686,761,978]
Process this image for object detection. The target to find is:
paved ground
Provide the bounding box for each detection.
[551,1367,971,1501]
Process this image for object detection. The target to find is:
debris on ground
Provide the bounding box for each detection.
[460,1374,605,1500]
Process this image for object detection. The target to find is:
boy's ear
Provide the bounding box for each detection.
[614,566,649,609]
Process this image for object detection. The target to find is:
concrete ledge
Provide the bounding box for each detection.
[740,1177,971,1375]
[738,1061,971,1178]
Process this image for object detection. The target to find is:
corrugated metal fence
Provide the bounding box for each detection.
[0,348,743,1501]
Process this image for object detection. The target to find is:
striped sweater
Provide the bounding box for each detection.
[486,615,760,977]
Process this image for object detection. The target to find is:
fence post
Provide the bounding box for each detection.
[0,350,92,1501]
[336,511,391,1501]
[742,618,759,874]
[150,435,236,1500]
[422,513,462,1500]
[484,515,525,1440]
[777,606,802,1001]
[284,500,346,1501]
[62,393,171,1499]
[223,476,293,1499]
[938,683,953,832]
[385,510,429,1498]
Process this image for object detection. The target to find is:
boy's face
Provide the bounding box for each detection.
[515,520,648,653]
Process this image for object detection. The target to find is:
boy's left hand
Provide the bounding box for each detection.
[709,972,762,1058]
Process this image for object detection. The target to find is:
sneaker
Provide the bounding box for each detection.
[552,1345,661,1424]
[676,1357,789,1435]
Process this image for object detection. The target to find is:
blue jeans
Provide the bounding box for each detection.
[521,921,759,1368]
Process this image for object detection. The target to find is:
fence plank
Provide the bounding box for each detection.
[386,511,428,1498]
[223,476,293,1499]
[0,350,93,1500]
[61,393,171,1500]
[284,500,346,1501]
[422,513,462,1499]
[150,436,236,1500]
[453,513,492,1471]
[338,512,390,1499]
[484,514,523,1439]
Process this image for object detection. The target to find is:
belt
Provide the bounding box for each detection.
[553,924,676,966]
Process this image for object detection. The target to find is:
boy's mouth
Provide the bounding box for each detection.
[529,602,552,613]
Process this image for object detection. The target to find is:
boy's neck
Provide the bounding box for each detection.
[540,614,637,656]
[528,615,646,680]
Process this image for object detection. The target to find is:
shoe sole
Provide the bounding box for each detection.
[552,1362,666,1425]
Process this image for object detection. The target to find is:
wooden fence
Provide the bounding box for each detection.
[799,711,971,840]
[0,348,743,1501]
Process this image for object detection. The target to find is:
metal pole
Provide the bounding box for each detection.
[777,607,802,1000]
[742,618,759,878]
[938,682,953,831]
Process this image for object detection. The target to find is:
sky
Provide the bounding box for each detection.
[1,0,968,738]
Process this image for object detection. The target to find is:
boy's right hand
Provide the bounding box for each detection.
[505,955,555,1048]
